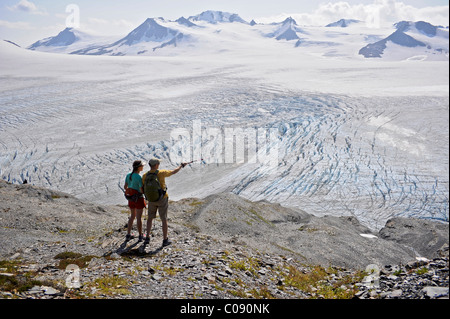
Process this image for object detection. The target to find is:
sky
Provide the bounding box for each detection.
[0,0,449,46]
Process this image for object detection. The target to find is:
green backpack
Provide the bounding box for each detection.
[143,170,165,202]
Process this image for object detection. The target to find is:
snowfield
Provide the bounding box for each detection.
[0,18,448,230]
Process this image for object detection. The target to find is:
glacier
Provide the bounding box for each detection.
[0,15,448,231]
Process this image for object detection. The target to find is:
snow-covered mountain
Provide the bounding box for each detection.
[116,18,179,45]
[326,19,361,28]
[29,28,79,48]
[24,11,449,61]
[176,16,197,27]
[189,10,247,24]
[71,18,189,56]
[359,21,449,59]
[27,27,117,54]
[268,17,304,41]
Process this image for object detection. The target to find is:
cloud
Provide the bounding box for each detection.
[79,18,136,36]
[0,20,33,30]
[256,0,449,27]
[88,18,135,29]
[8,0,47,15]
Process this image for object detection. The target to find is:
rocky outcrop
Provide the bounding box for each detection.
[0,180,123,258]
[356,246,448,299]
[379,217,449,259]
[185,193,437,269]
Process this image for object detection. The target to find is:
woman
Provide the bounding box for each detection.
[124,160,146,241]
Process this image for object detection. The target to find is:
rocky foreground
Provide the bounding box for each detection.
[0,180,448,299]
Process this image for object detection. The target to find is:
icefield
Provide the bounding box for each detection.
[0,31,448,230]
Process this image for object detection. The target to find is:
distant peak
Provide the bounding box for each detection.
[282,17,297,25]
[176,16,197,27]
[326,19,360,27]
[4,39,21,48]
[116,17,179,46]
[189,10,247,24]
[28,27,79,49]
[395,20,438,37]
[143,17,160,24]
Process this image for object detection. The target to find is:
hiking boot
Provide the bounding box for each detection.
[162,238,172,247]
[138,234,144,242]
[125,234,134,241]
[144,237,150,245]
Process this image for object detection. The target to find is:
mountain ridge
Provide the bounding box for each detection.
[188,10,247,24]
[326,18,361,27]
[359,20,448,58]
[23,11,449,60]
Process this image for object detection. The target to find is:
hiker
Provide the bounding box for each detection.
[124,160,146,241]
[143,158,186,247]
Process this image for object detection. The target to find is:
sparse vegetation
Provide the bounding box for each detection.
[416,267,428,275]
[54,251,96,269]
[229,256,261,277]
[0,260,59,295]
[189,200,205,207]
[88,276,131,297]
[249,285,276,299]
[0,260,20,274]
[278,264,366,299]
[0,274,43,293]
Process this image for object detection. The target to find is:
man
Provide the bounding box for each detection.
[142,158,185,247]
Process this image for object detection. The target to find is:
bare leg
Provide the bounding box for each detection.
[136,209,143,236]
[127,208,137,235]
[162,219,168,240]
[146,218,153,239]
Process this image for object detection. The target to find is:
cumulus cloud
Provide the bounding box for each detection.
[257,0,449,27]
[8,0,47,15]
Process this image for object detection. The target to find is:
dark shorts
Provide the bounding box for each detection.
[128,197,146,209]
